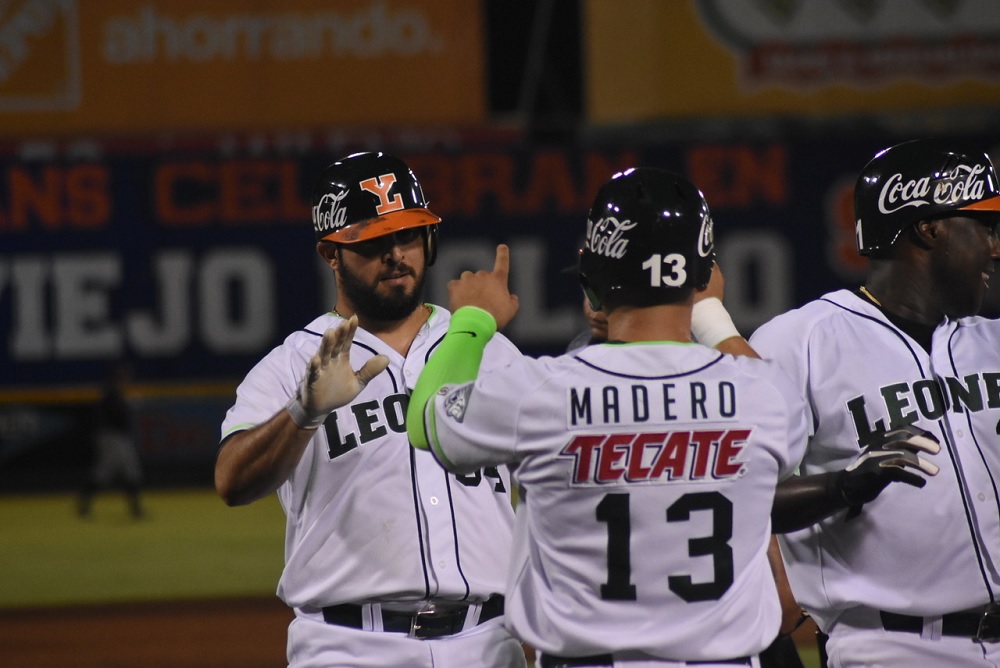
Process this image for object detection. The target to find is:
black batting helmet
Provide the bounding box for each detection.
[311,151,442,261]
[579,168,715,312]
[854,139,1000,256]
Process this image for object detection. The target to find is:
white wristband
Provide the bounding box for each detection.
[691,297,740,348]
[286,395,327,430]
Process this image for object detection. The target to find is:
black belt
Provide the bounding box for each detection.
[322,594,504,639]
[880,609,1000,642]
[539,654,751,667]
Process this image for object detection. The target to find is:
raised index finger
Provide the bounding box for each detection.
[493,244,510,279]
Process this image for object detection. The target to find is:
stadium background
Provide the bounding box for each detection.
[1,1,998,665]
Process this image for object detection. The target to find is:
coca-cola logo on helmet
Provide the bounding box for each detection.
[878,161,991,216]
[697,211,714,258]
[312,190,350,235]
[585,216,637,259]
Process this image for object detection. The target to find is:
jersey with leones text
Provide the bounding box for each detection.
[425,341,808,660]
[221,306,521,611]
[750,290,1000,630]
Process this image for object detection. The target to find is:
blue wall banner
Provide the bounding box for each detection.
[3,131,999,393]
[2,130,1000,490]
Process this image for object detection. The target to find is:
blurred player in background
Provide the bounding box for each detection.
[78,360,144,520]
[408,168,810,667]
[751,139,1000,667]
[215,152,527,668]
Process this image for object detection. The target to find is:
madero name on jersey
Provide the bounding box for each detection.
[560,381,750,485]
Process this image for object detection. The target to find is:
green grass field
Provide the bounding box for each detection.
[0,488,819,667]
[0,488,285,608]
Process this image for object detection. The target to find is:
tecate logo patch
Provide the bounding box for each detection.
[585,216,637,259]
[312,190,350,234]
[878,163,991,215]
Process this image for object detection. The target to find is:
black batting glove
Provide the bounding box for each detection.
[835,425,941,519]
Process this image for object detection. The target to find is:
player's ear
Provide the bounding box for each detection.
[317,241,339,268]
[910,219,939,250]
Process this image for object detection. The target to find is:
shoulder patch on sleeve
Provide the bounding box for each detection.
[443,384,474,423]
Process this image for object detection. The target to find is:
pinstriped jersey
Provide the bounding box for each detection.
[221,305,520,611]
[750,289,1000,630]
[424,341,808,660]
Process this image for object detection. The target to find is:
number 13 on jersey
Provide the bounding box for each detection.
[597,491,734,603]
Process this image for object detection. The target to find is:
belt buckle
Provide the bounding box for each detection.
[409,604,438,639]
[976,604,1000,643]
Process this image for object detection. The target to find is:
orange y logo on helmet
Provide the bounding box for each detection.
[359,173,403,215]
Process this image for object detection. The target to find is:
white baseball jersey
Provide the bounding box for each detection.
[751,289,1000,631]
[221,306,520,611]
[424,341,808,660]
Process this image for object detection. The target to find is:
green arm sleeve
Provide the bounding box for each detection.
[406,306,497,455]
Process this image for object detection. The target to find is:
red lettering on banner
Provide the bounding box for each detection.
[280,161,311,221]
[221,160,281,222]
[156,159,309,225]
[827,178,868,279]
[67,165,112,228]
[407,155,454,213]
[583,151,639,208]
[457,153,517,216]
[687,145,787,208]
[520,150,580,212]
[561,429,750,485]
[156,161,215,224]
[146,150,645,227]
[0,166,111,232]
[10,168,59,229]
[383,151,637,218]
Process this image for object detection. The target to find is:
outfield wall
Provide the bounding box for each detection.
[2,129,999,491]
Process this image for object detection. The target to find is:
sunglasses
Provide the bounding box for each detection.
[346,228,424,257]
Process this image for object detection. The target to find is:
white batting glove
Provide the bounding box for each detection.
[286,315,390,429]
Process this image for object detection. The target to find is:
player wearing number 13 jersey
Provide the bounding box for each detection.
[408,169,809,666]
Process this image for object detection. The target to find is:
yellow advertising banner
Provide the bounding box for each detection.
[0,0,485,137]
[586,0,1000,123]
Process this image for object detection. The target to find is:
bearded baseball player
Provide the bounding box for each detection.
[215,152,527,668]
[749,139,1000,668]
[406,168,812,667]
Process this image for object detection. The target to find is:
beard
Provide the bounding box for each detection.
[337,258,427,322]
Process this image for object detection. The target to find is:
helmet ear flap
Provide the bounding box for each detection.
[579,274,603,312]
[424,225,439,266]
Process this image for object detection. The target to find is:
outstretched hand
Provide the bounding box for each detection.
[447,244,520,329]
[286,315,390,429]
[837,425,941,517]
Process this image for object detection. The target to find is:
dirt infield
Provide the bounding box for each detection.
[0,597,292,667]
